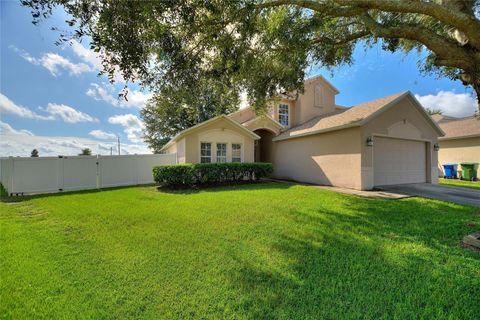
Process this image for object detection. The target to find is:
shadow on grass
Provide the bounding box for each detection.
[0,184,157,203]
[226,196,480,319]
[156,181,292,194]
[0,181,293,202]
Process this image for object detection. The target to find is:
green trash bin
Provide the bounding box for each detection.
[460,163,477,181]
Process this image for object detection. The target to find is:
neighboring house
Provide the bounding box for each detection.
[432,114,480,176]
[161,75,444,190]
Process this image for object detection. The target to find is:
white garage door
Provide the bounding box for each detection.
[374,137,426,186]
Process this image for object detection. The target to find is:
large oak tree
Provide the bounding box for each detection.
[22,0,480,149]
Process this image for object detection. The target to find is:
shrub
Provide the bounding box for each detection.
[0,183,7,197]
[153,163,273,188]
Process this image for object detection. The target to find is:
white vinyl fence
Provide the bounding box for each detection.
[0,154,176,195]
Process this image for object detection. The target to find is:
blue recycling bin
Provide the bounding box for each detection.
[442,164,457,179]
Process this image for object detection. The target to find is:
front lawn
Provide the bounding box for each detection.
[439,178,480,190]
[1,183,479,319]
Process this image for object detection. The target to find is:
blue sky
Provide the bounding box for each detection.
[0,1,477,157]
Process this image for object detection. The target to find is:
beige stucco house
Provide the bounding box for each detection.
[161,75,444,190]
[432,114,480,176]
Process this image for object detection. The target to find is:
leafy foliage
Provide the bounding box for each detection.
[141,78,239,152]
[425,108,443,115]
[0,183,8,197]
[21,0,480,117]
[30,149,39,157]
[78,148,92,156]
[153,162,273,188]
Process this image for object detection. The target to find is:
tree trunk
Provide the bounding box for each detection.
[473,82,480,116]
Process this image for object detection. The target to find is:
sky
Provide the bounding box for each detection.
[1,1,478,157]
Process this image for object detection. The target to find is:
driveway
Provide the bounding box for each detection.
[376,183,480,207]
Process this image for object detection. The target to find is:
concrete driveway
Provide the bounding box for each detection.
[376,183,480,207]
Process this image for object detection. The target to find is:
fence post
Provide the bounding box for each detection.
[58,156,64,191]
[136,154,140,185]
[8,157,14,196]
[96,155,101,189]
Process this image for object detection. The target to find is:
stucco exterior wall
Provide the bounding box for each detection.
[164,138,186,163]
[183,118,255,163]
[438,137,480,175]
[229,108,255,124]
[294,78,337,125]
[271,127,362,189]
[360,97,440,190]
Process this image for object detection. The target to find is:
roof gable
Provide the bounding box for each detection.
[434,115,480,140]
[273,91,444,141]
[304,75,340,94]
[161,115,260,151]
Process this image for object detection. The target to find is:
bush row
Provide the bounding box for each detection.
[153,163,273,187]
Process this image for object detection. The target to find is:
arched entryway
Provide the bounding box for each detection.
[253,129,276,163]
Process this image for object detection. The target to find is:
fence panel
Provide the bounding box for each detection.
[137,154,177,184]
[62,156,98,191]
[99,155,137,188]
[0,154,176,195]
[11,157,61,194]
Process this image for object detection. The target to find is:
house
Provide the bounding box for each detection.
[432,114,480,176]
[161,75,444,190]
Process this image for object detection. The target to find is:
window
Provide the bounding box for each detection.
[279,104,289,126]
[200,142,211,163]
[216,143,227,163]
[232,144,242,163]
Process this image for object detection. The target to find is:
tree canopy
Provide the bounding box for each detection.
[30,149,39,157]
[79,148,92,156]
[22,0,480,149]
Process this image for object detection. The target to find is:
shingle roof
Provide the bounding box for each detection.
[434,115,480,140]
[274,92,408,141]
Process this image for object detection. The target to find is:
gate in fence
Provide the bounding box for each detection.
[0,154,176,195]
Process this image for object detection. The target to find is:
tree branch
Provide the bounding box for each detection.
[334,0,480,49]
[310,30,369,45]
[359,13,474,70]
[255,0,364,17]
[256,0,480,49]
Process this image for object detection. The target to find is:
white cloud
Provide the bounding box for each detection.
[108,114,144,143]
[70,40,125,82]
[42,103,98,123]
[415,91,477,117]
[0,120,34,136]
[0,93,52,120]
[89,130,116,140]
[0,93,98,124]
[0,121,150,157]
[86,83,152,109]
[70,40,103,71]
[38,53,92,76]
[11,46,92,76]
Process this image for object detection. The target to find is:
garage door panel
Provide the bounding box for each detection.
[374,137,426,186]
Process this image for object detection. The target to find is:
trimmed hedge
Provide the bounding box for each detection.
[153,163,273,187]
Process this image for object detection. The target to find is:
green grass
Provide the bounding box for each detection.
[1,183,479,319]
[439,178,480,190]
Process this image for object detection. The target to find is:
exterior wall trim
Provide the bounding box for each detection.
[439,133,480,141]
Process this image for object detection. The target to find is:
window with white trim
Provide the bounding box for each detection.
[216,143,227,163]
[279,104,289,126]
[232,143,242,163]
[200,142,212,163]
